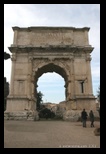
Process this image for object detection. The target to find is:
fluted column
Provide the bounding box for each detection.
[84,78,88,94]
[86,56,93,94]
[13,30,18,45]
[70,58,75,97]
[31,71,35,98]
[27,57,33,98]
[9,54,16,95]
[67,80,71,100]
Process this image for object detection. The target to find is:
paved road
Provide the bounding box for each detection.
[4,120,100,148]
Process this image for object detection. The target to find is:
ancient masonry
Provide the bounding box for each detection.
[4,26,97,120]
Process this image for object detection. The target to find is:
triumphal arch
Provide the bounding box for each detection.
[5,26,96,120]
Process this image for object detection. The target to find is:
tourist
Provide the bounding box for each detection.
[89,110,94,127]
[81,109,88,127]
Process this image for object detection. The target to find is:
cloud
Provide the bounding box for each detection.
[37,72,65,83]
[4,4,48,27]
[4,60,11,83]
[91,65,100,77]
[38,83,65,88]
[41,90,65,103]
[39,89,65,93]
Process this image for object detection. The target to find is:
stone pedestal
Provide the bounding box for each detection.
[63,110,99,122]
[4,110,39,120]
[5,96,38,120]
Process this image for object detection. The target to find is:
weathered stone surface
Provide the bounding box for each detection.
[94,128,100,136]
[5,26,96,120]
[63,110,81,121]
[63,110,99,122]
[12,27,90,47]
[4,111,35,120]
[34,111,40,121]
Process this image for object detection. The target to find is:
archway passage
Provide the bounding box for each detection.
[34,63,68,102]
[35,63,67,83]
[37,72,65,103]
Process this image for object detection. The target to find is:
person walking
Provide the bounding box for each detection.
[81,109,88,127]
[89,110,95,127]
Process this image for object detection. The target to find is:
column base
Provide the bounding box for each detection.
[66,95,97,110]
[4,110,39,121]
[63,110,100,121]
[4,95,39,121]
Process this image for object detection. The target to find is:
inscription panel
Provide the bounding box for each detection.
[17,31,74,46]
[13,27,89,46]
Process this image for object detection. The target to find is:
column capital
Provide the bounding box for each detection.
[86,57,92,61]
[31,76,34,83]
[27,74,31,81]
[11,55,16,61]
[28,56,33,62]
[32,71,35,76]
[71,58,74,62]
[48,57,54,61]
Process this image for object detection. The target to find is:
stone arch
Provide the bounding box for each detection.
[33,59,70,78]
[4,26,97,121]
[35,62,68,82]
[33,62,68,102]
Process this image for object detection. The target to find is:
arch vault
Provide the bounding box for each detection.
[4,26,96,120]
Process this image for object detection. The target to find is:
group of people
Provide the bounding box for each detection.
[81,109,94,127]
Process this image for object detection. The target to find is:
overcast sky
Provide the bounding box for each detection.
[4,4,100,103]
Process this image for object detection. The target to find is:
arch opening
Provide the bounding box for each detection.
[37,72,65,104]
[34,63,68,104]
[35,63,68,82]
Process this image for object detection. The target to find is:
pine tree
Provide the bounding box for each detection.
[4,52,10,60]
[36,91,43,110]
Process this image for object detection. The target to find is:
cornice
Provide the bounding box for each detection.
[12,26,90,31]
[8,45,94,53]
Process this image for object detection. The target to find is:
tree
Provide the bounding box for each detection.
[39,107,55,119]
[97,85,100,102]
[4,52,10,60]
[97,85,100,117]
[36,91,44,110]
[4,52,10,111]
